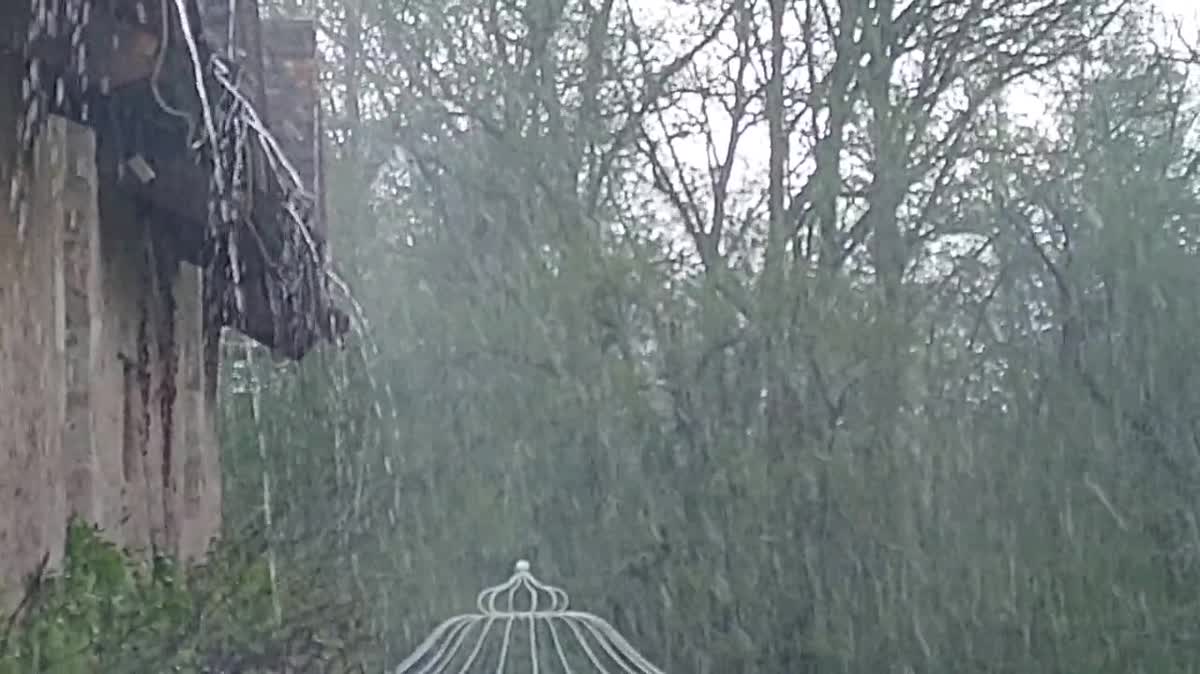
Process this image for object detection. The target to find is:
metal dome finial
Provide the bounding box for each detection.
[394,561,665,673]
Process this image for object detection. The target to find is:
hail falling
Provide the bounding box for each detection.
[13,0,94,238]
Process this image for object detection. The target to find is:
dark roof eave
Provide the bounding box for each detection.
[97,1,342,358]
[12,0,341,359]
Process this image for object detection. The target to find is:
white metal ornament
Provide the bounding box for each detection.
[394,560,665,673]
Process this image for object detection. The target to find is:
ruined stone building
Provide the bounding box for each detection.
[0,0,344,595]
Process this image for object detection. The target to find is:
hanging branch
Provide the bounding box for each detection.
[14,0,345,357]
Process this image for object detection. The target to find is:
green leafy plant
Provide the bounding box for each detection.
[0,521,370,674]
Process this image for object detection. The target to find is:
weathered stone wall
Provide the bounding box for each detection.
[1,58,221,599]
[0,53,68,597]
[90,150,223,562]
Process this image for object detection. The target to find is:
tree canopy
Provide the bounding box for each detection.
[185,0,1200,670]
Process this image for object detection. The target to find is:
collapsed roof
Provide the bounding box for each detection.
[5,0,347,359]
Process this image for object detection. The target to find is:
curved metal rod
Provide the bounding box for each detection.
[394,561,665,674]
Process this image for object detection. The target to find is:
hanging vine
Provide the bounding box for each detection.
[15,0,343,358]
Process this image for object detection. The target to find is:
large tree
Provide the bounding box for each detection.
[220,1,1200,671]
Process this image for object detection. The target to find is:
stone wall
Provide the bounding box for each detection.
[1,56,221,600]
[0,54,68,598]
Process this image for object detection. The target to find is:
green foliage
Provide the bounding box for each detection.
[0,521,369,674]
[225,0,1200,671]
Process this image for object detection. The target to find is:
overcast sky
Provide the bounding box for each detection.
[624,0,1200,263]
[1153,0,1199,47]
[1158,0,1196,21]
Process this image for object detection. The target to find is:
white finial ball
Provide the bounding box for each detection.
[515,559,531,573]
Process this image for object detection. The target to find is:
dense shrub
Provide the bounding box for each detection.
[0,521,370,674]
